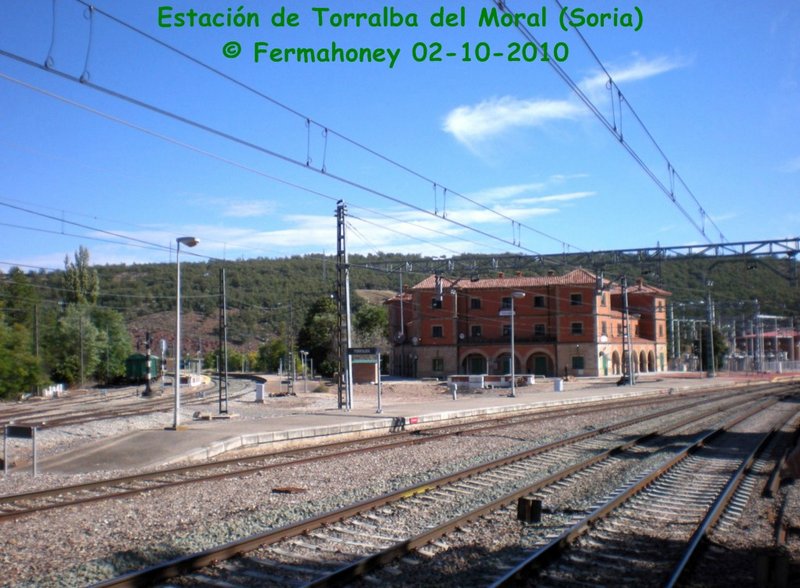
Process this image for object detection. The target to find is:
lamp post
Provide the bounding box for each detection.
[500,291,526,397]
[596,273,634,386]
[300,350,308,393]
[173,236,199,430]
[705,279,716,378]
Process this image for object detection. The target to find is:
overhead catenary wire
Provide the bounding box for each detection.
[497,0,727,246]
[1,2,732,270]
[70,0,579,254]
[0,68,551,264]
[0,219,173,254]
[0,199,207,261]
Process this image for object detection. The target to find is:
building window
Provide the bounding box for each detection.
[571,356,585,370]
[432,358,444,372]
[658,325,664,337]
[600,294,607,307]
[534,295,546,308]
[432,325,443,338]
[431,297,442,309]
[502,324,511,337]
[501,297,512,310]
[601,321,607,336]
[617,324,623,336]
[470,297,481,309]
[534,324,546,336]
[471,325,482,337]
[635,325,640,337]
[570,293,582,306]
[571,322,583,335]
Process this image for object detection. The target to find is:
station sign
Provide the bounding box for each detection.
[347,347,379,355]
[5,425,34,439]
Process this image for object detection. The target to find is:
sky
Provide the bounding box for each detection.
[1,0,798,271]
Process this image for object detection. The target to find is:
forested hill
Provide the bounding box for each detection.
[23,250,799,334]
[1,248,796,397]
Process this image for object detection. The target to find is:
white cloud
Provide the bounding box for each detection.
[443,96,584,146]
[444,55,687,147]
[222,200,277,218]
[181,194,277,218]
[708,211,737,223]
[580,55,688,96]
[446,207,558,225]
[469,182,548,201]
[513,191,595,205]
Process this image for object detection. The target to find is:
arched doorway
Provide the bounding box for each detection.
[496,353,520,374]
[648,351,656,372]
[612,351,621,375]
[528,353,554,377]
[639,351,648,373]
[462,353,487,375]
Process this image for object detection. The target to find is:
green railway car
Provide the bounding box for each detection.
[125,353,160,383]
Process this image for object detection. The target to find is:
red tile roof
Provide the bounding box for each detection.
[609,281,672,296]
[411,268,601,290]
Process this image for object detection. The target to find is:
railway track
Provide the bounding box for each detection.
[490,400,798,587]
[0,386,747,521]
[89,385,797,587]
[1,378,251,429]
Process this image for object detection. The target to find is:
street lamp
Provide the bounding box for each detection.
[300,350,309,393]
[500,291,526,397]
[596,273,634,386]
[173,236,199,430]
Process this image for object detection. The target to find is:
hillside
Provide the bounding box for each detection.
[8,250,800,354]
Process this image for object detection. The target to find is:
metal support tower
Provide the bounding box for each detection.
[620,276,635,386]
[335,201,353,410]
[143,331,153,396]
[596,274,635,385]
[668,303,676,363]
[218,268,229,414]
[753,299,764,372]
[705,286,716,377]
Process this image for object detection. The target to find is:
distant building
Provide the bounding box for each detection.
[385,269,670,379]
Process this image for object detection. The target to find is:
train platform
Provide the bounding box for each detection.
[34,374,791,475]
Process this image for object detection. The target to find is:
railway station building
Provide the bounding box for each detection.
[385,268,671,380]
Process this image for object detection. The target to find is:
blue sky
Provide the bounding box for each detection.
[1,0,798,270]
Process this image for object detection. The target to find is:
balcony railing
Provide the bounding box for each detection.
[460,334,557,345]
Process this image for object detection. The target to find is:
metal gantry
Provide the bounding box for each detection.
[336,201,353,410]
[218,267,229,414]
[353,238,799,289]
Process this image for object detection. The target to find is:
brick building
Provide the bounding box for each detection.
[385,268,670,379]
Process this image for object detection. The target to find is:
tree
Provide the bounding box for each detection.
[256,338,288,373]
[354,304,389,346]
[46,304,102,387]
[297,297,339,377]
[91,306,133,383]
[227,349,245,372]
[710,325,729,372]
[697,325,729,372]
[63,246,100,305]
[0,318,43,399]
[3,267,40,329]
